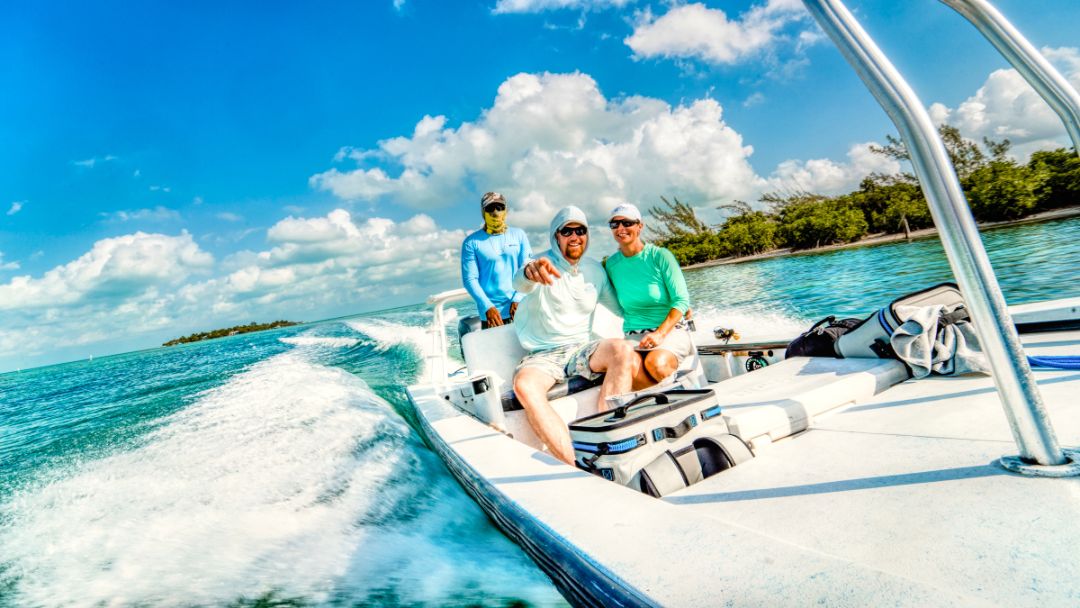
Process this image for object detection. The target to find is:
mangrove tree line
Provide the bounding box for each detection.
[651,125,1080,265]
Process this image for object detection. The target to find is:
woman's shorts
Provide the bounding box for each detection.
[625,326,694,361]
[516,340,602,382]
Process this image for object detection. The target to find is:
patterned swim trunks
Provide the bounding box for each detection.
[516,340,602,382]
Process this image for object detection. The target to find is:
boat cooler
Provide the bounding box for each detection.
[569,388,753,497]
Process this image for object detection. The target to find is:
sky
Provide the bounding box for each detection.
[2,0,1079,372]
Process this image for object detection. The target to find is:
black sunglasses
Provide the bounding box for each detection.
[558,226,588,237]
[483,203,506,213]
[608,219,640,229]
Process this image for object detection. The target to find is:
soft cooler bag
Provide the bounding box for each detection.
[835,282,966,358]
[787,282,968,360]
[569,389,753,497]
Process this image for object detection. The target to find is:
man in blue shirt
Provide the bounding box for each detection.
[461,192,532,327]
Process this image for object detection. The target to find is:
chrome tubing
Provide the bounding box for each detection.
[942,0,1080,153]
[802,0,1067,466]
[426,288,469,385]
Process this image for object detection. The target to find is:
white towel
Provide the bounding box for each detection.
[891,305,990,379]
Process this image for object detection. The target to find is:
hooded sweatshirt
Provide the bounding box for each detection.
[512,206,621,353]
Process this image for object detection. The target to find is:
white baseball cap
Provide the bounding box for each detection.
[608,203,642,222]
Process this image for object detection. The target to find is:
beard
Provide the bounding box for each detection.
[561,241,585,262]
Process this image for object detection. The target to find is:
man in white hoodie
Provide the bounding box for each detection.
[512,205,640,465]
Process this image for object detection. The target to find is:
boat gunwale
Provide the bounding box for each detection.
[409,389,658,608]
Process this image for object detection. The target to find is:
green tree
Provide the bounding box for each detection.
[1028,148,1080,211]
[964,159,1045,221]
[715,201,778,256]
[772,192,868,250]
[870,124,993,180]
[647,196,711,240]
[854,174,932,235]
[662,232,723,265]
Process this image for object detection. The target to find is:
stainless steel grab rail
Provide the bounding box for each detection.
[942,0,1080,153]
[801,0,1070,471]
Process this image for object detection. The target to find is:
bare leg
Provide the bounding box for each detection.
[630,352,653,391]
[513,367,574,465]
[589,338,640,411]
[644,349,679,383]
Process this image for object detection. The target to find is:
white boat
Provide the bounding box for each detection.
[407,1,1080,605]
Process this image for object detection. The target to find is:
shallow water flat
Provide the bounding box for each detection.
[2,217,1078,606]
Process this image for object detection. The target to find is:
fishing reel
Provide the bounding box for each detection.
[713,327,740,344]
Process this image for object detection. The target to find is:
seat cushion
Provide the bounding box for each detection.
[501,375,604,411]
[462,324,527,386]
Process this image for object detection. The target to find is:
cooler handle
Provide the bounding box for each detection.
[610,393,670,420]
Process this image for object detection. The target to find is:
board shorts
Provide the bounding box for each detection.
[625,325,694,361]
[516,340,602,382]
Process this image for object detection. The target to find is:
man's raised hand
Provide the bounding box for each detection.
[524,258,561,285]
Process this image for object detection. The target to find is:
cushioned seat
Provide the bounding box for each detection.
[501,375,604,411]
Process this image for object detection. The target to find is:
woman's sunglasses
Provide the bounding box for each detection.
[483,203,506,213]
[608,219,640,229]
[558,226,588,237]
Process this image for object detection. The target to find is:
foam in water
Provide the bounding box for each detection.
[278,336,359,348]
[688,304,809,344]
[344,317,465,382]
[0,350,559,606]
[345,320,431,355]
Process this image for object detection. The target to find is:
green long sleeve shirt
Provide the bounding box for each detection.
[605,243,690,332]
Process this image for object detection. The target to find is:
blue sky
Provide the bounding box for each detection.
[2,0,1078,372]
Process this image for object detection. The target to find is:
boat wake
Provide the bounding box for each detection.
[278,336,359,348]
[0,346,560,606]
[688,303,809,344]
[345,319,433,355]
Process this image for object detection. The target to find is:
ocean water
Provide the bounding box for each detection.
[2,217,1079,607]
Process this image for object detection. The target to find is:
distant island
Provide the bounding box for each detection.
[163,321,300,346]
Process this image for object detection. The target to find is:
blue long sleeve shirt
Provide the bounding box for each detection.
[461,227,532,317]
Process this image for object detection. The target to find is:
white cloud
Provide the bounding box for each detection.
[624,0,813,65]
[0,211,465,367]
[149,185,171,193]
[0,253,18,271]
[743,92,766,108]
[7,201,24,216]
[72,154,118,168]
[766,142,901,196]
[105,206,182,223]
[311,71,760,229]
[492,0,631,14]
[393,0,406,11]
[0,232,213,312]
[216,212,244,222]
[928,46,1080,159]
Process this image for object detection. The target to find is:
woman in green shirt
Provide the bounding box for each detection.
[604,203,692,389]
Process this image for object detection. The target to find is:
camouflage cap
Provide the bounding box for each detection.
[480,192,507,209]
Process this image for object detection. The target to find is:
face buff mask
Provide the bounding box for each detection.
[483,207,507,234]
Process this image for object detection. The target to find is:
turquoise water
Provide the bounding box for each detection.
[2,217,1079,606]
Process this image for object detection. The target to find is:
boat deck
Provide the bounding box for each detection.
[411,328,1080,606]
[668,329,1080,606]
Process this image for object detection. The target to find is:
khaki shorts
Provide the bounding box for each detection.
[625,326,694,362]
[516,340,602,382]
